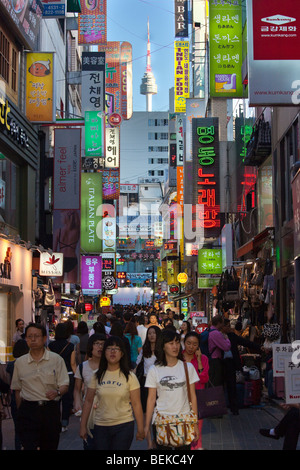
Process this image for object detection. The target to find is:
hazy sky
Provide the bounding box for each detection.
[107,0,177,112]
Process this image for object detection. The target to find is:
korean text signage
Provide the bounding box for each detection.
[0,0,43,50]
[209,0,243,98]
[81,52,105,113]
[292,169,300,259]
[39,252,64,276]
[25,52,54,123]
[176,115,184,166]
[81,173,102,253]
[85,111,105,157]
[99,42,121,115]
[105,127,120,168]
[192,118,221,239]
[198,249,222,274]
[81,256,102,295]
[78,0,107,45]
[174,41,189,113]
[54,128,81,210]
[247,0,300,106]
[102,169,120,200]
[120,42,133,121]
[174,0,189,38]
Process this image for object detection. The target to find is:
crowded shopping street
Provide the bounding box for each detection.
[1,0,300,455]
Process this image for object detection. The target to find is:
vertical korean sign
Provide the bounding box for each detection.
[85,111,105,157]
[25,52,55,123]
[78,0,107,44]
[174,41,189,113]
[209,0,244,98]
[81,256,102,295]
[81,52,105,113]
[105,127,120,168]
[192,117,221,239]
[81,172,102,253]
[99,42,121,115]
[120,42,133,120]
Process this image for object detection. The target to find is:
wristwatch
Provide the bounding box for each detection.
[57,389,61,397]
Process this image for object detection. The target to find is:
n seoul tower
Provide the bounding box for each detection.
[140,18,157,112]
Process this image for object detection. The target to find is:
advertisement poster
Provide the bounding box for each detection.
[81,256,102,295]
[25,52,55,123]
[53,128,81,210]
[209,0,244,98]
[78,0,107,45]
[112,287,152,305]
[272,343,299,377]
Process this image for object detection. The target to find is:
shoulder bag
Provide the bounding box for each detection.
[44,279,56,306]
[196,380,228,419]
[154,362,198,448]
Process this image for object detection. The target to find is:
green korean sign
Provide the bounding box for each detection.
[85,111,105,157]
[209,0,244,98]
[198,249,222,274]
[198,277,221,289]
[81,172,102,253]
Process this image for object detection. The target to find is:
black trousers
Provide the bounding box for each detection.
[275,407,300,450]
[17,400,61,450]
[224,358,239,413]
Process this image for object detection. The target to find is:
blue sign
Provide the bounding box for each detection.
[42,3,65,17]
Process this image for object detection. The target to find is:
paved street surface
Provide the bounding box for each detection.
[2,396,299,451]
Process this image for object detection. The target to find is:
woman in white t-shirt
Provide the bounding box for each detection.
[74,334,106,450]
[144,329,199,450]
[79,336,145,450]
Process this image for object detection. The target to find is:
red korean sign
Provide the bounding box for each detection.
[192,118,221,239]
[252,0,300,60]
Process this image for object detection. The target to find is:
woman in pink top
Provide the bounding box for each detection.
[182,332,209,450]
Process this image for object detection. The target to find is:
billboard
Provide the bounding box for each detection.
[25,52,55,123]
[98,42,121,115]
[192,117,221,239]
[78,0,107,45]
[174,41,189,113]
[209,0,244,98]
[247,0,300,106]
[81,52,106,113]
[81,172,103,253]
[53,128,81,210]
[120,42,133,120]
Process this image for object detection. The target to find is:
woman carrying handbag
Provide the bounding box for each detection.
[144,329,199,450]
[182,332,209,450]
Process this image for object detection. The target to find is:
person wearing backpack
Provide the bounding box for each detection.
[207,315,231,388]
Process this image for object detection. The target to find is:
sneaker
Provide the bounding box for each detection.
[259,428,279,440]
[61,426,68,433]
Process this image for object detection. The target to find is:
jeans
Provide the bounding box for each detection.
[61,374,74,427]
[93,421,134,450]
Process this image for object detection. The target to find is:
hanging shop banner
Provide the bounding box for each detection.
[25,52,55,123]
[247,0,300,106]
[174,0,189,38]
[99,42,121,116]
[176,114,184,166]
[198,248,222,275]
[120,42,133,121]
[53,128,81,210]
[192,117,221,239]
[41,0,65,17]
[81,172,102,253]
[81,52,106,113]
[39,252,64,276]
[102,169,120,200]
[209,0,244,98]
[105,127,120,168]
[292,168,300,259]
[174,41,189,113]
[81,256,102,295]
[0,0,43,50]
[102,216,116,253]
[85,111,105,157]
[78,0,107,45]
[101,253,115,272]
[185,98,206,162]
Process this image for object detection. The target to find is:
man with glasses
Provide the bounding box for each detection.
[11,323,69,450]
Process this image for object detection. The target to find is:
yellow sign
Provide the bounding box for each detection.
[174,41,189,113]
[100,296,111,307]
[25,52,54,123]
[177,272,188,284]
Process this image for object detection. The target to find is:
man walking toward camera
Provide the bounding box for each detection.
[11,323,69,450]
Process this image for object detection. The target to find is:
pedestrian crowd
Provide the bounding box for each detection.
[0,306,299,451]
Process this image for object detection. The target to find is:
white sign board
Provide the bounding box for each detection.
[284,357,300,404]
[39,252,64,276]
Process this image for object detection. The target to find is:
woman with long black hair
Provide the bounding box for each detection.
[79,336,145,450]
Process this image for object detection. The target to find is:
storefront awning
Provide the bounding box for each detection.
[237,227,274,258]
